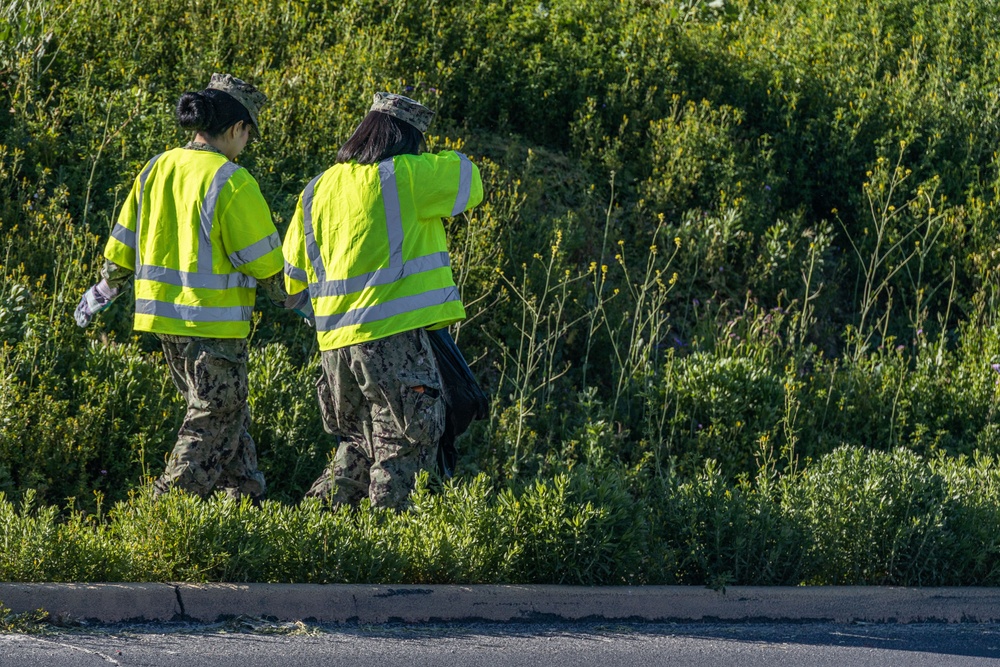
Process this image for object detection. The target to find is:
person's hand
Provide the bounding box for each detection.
[295,310,315,328]
[283,290,315,327]
[74,280,120,327]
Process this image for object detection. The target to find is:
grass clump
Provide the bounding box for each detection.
[0,602,49,633]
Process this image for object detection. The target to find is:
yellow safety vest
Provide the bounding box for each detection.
[283,150,483,351]
[104,147,283,338]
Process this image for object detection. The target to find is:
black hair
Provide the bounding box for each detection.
[176,89,255,139]
[335,111,426,165]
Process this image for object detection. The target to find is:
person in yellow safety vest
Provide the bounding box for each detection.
[75,73,290,502]
[283,92,484,510]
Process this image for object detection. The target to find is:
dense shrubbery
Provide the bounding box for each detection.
[3,446,1000,586]
[3,0,1000,582]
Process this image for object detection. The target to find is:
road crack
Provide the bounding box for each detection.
[174,585,187,619]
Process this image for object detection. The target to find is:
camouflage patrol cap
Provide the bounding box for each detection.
[206,73,267,138]
[370,92,434,133]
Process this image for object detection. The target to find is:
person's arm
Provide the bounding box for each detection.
[217,171,305,316]
[281,189,314,323]
[402,150,484,219]
[75,170,143,328]
[219,172,283,280]
[101,259,133,290]
[257,272,288,307]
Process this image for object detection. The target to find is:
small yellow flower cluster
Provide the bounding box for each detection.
[550,229,563,257]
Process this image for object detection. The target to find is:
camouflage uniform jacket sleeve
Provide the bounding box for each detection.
[257,272,288,305]
[100,259,133,291]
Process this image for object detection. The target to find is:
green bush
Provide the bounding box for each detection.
[246,344,328,501]
[654,351,785,475]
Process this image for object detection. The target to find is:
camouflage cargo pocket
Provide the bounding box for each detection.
[397,373,445,445]
[192,340,247,411]
[316,364,368,437]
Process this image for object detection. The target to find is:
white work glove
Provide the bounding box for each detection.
[74,279,120,327]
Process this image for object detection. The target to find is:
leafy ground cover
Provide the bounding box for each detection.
[2,0,1000,583]
[3,446,1000,586]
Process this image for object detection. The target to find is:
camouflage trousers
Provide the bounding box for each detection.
[153,335,266,500]
[307,328,444,510]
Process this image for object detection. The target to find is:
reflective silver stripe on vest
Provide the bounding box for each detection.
[315,286,460,332]
[451,152,473,216]
[199,162,242,274]
[136,265,257,290]
[378,158,405,268]
[110,223,136,249]
[284,261,308,283]
[135,153,163,270]
[229,231,280,268]
[301,173,327,282]
[309,251,451,298]
[135,299,253,322]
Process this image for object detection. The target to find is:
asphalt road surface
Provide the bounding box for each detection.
[3,621,1000,666]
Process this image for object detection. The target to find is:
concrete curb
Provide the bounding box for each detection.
[3,584,1000,624]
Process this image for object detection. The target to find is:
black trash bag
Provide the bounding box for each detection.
[427,327,489,478]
